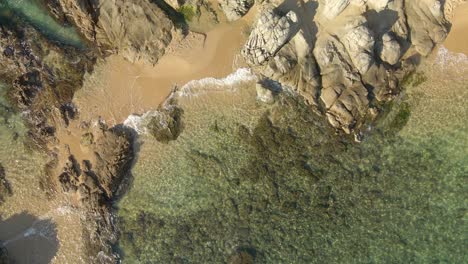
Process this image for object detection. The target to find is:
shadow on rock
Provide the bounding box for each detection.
[0,212,58,264]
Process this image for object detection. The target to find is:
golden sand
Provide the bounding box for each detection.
[74,17,252,125]
[444,3,468,54]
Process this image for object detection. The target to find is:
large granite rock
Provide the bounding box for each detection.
[242,8,300,65]
[242,1,451,134]
[405,0,449,56]
[50,0,174,64]
[219,0,255,21]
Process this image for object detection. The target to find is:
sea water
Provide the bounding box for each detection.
[116,48,467,263]
[0,0,84,48]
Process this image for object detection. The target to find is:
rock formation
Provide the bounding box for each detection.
[48,0,174,64]
[219,0,255,21]
[57,124,134,262]
[242,0,452,134]
[242,8,300,65]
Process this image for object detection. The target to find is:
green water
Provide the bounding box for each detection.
[0,0,84,48]
[117,56,467,263]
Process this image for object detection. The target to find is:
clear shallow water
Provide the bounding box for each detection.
[0,2,465,262]
[117,50,467,263]
[0,0,84,48]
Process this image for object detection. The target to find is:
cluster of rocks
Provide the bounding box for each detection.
[243,0,454,134]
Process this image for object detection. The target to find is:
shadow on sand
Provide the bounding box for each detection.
[0,212,58,264]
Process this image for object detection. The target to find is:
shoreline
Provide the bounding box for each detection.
[74,17,252,126]
[444,3,468,55]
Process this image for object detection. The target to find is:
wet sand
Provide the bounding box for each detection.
[444,3,468,54]
[74,17,253,125]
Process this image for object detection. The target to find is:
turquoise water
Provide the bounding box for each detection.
[0,2,465,262]
[117,53,467,262]
[0,0,84,48]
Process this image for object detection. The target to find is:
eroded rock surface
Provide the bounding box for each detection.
[219,0,255,21]
[49,0,174,64]
[242,0,452,134]
[57,124,134,262]
[242,8,300,65]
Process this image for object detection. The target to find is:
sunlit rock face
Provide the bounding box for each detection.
[242,0,451,134]
[49,0,174,64]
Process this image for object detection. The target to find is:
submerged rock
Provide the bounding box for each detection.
[148,104,184,143]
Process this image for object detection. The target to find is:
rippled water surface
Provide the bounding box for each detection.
[116,50,467,263]
[0,0,84,48]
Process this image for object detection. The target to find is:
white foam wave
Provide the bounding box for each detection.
[124,68,258,134]
[435,45,468,66]
[123,110,162,135]
[176,68,257,97]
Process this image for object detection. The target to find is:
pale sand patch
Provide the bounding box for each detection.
[444,3,468,54]
[74,18,252,125]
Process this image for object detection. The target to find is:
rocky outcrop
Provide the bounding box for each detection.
[242,1,451,134]
[58,126,134,203]
[57,124,134,263]
[405,0,449,56]
[147,98,184,143]
[49,0,174,64]
[219,0,255,21]
[242,8,300,65]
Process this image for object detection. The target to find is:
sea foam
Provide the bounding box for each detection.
[435,45,468,67]
[124,68,257,134]
[176,68,257,97]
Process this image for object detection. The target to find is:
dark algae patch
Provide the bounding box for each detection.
[117,83,467,263]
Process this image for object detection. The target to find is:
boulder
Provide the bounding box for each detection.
[378,32,401,65]
[147,105,184,143]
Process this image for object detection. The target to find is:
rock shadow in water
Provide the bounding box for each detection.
[0,212,59,264]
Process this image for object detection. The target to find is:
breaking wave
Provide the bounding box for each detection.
[435,45,468,67]
[176,68,257,97]
[124,68,257,134]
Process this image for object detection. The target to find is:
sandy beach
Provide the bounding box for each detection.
[444,3,468,54]
[74,15,252,125]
